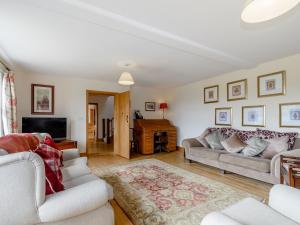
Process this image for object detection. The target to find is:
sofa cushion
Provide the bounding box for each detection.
[257,128,298,150]
[221,133,246,153]
[196,128,210,148]
[242,137,269,157]
[222,198,299,225]
[219,153,271,173]
[190,147,226,160]
[205,131,225,150]
[261,136,289,159]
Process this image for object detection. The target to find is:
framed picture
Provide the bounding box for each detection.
[215,107,232,126]
[280,103,300,127]
[31,84,54,115]
[227,79,247,101]
[242,105,265,127]
[258,71,286,97]
[204,85,219,104]
[145,102,156,111]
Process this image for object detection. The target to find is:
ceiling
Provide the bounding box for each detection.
[0,0,300,88]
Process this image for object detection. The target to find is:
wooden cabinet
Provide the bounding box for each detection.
[56,140,77,150]
[134,119,177,155]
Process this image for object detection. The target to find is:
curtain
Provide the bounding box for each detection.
[1,71,18,135]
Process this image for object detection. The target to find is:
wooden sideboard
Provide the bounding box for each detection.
[55,140,77,150]
[134,119,177,155]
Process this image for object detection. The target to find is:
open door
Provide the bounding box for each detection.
[114,91,130,159]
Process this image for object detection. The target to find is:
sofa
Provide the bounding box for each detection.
[201,184,300,225]
[0,134,114,225]
[182,131,300,184]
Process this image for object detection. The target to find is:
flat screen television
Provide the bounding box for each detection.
[22,117,67,141]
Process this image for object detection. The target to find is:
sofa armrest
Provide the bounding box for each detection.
[62,148,80,161]
[269,184,300,223]
[182,138,203,156]
[270,149,300,180]
[39,179,109,222]
[201,212,243,225]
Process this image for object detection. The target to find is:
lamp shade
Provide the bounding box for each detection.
[118,72,135,85]
[159,103,168,109]
[241,0,300,23]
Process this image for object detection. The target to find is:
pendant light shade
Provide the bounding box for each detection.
[118,72,135,85]
[242,0,300,23]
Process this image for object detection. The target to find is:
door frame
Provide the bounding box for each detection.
[86,90,118,156]
[88,102,98,141]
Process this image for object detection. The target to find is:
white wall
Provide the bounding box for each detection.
[15,73,165,152]
[130,86,167,120]
[165,54,300,145]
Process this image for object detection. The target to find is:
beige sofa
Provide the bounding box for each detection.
[182,137,300,184]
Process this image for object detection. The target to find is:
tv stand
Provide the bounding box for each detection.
[55,140,77,150]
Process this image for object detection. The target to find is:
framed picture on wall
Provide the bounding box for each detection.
[258,71,286,97]
[280,103,300,127]
[242,105,265,127]
[31,84,54,115]
[215,107,232,126]
[227,79,247,101]
[145,102,156,111]
[204,85,219,104]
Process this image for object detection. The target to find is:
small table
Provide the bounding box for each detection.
[55,140,77,150]
[280,155,300,188]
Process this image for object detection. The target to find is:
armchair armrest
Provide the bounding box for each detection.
[271,149,300,180]
[0,152,46,225]
[201,212,242,225]
[39,179,109,222]
[62,148,80,161]
[269,184,300,223]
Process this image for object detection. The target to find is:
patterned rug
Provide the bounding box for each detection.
[92,159,258,225]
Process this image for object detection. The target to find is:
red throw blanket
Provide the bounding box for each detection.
[0,133,40,153]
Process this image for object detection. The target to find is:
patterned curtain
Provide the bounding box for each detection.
[1,71,18,135]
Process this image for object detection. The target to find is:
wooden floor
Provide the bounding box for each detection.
[87,139,114,155]
[88,150,272,225]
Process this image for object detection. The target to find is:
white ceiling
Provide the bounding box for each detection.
[0,0,300,88]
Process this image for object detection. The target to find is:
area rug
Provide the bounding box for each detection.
[92,159,258,225]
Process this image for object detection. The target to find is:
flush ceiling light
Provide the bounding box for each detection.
[241,0,300,23]
[118,72,135,85]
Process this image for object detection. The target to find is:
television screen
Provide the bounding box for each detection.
[22,117,67,140]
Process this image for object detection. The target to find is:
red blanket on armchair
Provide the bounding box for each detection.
[0,133,40,153]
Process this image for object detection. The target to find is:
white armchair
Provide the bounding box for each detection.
[201,184,300,225]
[0,152,114,225]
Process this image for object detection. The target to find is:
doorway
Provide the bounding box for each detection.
[86,90,131,158]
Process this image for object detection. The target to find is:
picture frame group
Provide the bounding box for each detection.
[215,103,300,128]
[204,70,286,103]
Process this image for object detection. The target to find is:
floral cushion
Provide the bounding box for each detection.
[256,128,298,150]
[234,129,258,142]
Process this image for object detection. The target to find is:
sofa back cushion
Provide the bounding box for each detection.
[261,136,289,159]
[205,130,225,150]
[221,133,246,153]
[242,137,269,157]
[257,128,298,150]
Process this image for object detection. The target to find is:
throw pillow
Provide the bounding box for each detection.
[221,133,246,153]
[196,128,210,148]
[33,144,64,195]
[256,128,298,150]
[242,137,269,157]
[261,136,289,159]
[235,129,258,142]
[205,130,225,150]
[44,136,63,166]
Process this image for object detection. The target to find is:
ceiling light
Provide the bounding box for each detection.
[118,72,135,86]
[241,0,300,23]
